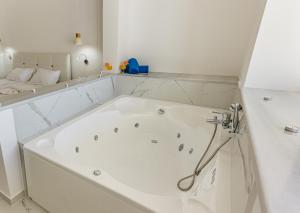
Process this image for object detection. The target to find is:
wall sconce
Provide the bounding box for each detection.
[77,53,89,65]
[4,48,14,60]
[74,33,83,46]
[74,33,88,65]
[0,40,13,60]
[6,53,13,60]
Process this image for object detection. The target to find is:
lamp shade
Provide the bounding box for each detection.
[74,33,83,45]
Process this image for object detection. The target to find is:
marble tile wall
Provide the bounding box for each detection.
[11,73,239,143]
[13,77,115,143]
[114,74,239,109]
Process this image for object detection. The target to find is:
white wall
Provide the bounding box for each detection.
[244,0,300,91]
[103,0,120,73]
[0,0,102,78]
[117,0,263,77]
[239,0,267,86]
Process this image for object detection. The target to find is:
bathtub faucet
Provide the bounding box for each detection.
[179,103,243,192]
[207,103,243,132]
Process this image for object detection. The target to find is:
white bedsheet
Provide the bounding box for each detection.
[0,79,41,97]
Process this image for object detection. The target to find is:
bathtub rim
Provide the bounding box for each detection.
[24,95,228,212]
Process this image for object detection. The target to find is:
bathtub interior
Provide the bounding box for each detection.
[53,97,223,196]
[25,96,232,213]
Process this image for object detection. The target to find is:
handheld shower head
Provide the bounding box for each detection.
[230,103,243,112]
[230,103,243,132]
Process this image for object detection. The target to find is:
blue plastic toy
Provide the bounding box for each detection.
[125,58,149,74]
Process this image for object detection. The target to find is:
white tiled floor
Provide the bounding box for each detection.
[0,197,47,213]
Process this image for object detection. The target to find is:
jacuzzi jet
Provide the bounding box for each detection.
[75,146,80,153]
[158,108,165,115]
[151,140,158,144]
[189,148,194,154]
[114,128,119,133]
[179,144,184,152]
[93,170,101,176]
[94,135,99,141]
[263,96,273,102]
[177,133,181,139]
[134,123,140,128]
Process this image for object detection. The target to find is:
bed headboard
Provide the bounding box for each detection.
[13,52,71,82]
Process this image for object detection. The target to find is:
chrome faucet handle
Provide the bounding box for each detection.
[230,103,243,112]
[212,111,231,114]
[222,113,232,129]
[212,111,231,119]
[210,111,231,129]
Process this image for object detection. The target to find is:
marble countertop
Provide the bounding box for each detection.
[119,72,239,84]
[242,88,300,213]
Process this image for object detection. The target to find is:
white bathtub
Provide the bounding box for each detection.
[24,96,231,213]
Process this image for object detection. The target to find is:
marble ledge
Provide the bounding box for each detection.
[119,72,239,85]
[0,73,115,110]
[241,88,300,213]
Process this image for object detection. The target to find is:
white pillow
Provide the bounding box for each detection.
[30,68,61,86]
[6,68,35,82]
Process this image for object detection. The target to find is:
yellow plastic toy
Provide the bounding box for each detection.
[120,61,129,72]
[104,63,113,71]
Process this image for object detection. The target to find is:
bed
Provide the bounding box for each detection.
[0,52,71,98]
[0,79,40,96]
